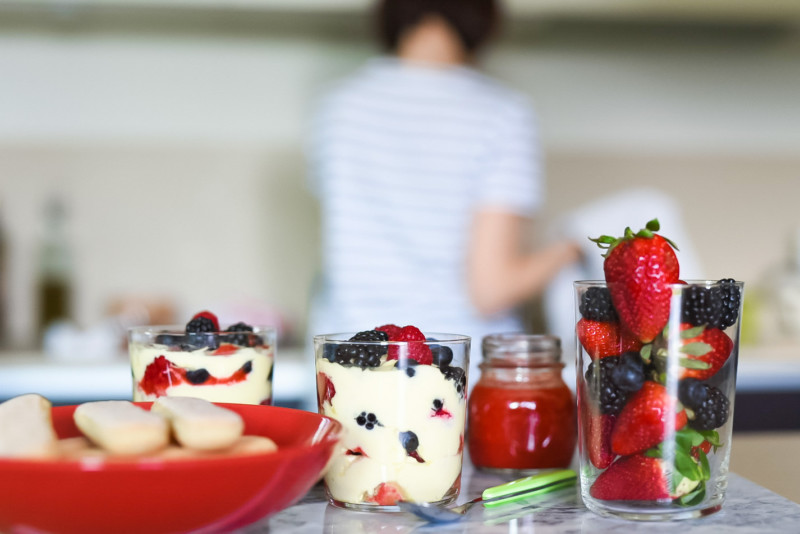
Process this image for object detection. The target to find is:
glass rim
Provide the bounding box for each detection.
[313,332,471,345]
[574,279,744,288]
[128,325,277,335]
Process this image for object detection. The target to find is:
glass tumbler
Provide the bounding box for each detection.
[129,325,276,405]
[575,280,743,520]
[314,332,470,511]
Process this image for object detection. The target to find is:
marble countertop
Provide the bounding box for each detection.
[256,463,800,534]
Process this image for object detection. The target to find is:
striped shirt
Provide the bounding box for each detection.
[307,58,543,380]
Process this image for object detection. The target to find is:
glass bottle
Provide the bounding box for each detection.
[467,334,576,473]
[37,197,73,341]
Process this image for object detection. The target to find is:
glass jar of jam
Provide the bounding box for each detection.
[467,334,576,473]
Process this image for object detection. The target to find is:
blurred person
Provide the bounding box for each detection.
[307,0,581,383]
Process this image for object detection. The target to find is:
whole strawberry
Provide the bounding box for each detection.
[611,381,687,456]
[590,455,671,501]
[576,318,643,360]
[591,219,680,343]
[678,324,733,381]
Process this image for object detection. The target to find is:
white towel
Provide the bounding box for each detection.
[543,187,704,388]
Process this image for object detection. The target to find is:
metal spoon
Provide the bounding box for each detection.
[398,468,577,524]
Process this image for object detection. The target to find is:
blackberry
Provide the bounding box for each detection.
[716,279,741,329]
[442,365,467,397]
[585,356,630,416]
[681,285,722,327]
[610,351,646,393]
[186,316,217,334]
[185,368,210,384]
[580,287,618,322]
[681,279,741,329]
[334,330,388,368]
[224,322,260,347]
[431,345,454,368]
[685,383,730,431]
[356,411,381,430]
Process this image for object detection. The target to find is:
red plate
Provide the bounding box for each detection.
[0,403,342,534]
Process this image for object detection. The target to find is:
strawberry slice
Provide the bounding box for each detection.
[611,381,687,456]
[212,343,238,356]
[590,455,671,501]
[678,324,733,381]
[577,318,643,359]
[592,219,680,343]
[316,372,336,408]
[365,482,405,506]
[191,310,219,331]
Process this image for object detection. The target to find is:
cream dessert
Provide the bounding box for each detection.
[315,325,469,507]
[130,312,275,405]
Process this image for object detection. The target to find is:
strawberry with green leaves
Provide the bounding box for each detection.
[677,324,733,381]
[591,219,680,343]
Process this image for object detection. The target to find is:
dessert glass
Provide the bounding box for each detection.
[129,325,276,405]
[575,280,743,521]
[314,332,470,511]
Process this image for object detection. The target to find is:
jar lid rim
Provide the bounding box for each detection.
[481,334,562,364]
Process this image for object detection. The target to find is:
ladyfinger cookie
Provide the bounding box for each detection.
[151,397,244,451]
[0,394,58,458]
[73,401,169,455]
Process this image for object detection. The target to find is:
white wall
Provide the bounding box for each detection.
[1,19,798,347]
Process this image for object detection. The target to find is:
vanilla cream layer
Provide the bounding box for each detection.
[317,358,465,504]
[130,343,274,405]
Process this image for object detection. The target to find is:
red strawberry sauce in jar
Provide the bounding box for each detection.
[468,334,576,472]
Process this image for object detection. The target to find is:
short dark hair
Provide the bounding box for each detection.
[375,0,501,54]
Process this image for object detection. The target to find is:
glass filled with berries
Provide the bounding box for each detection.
[129,311,277,405]
[314,325,470,511]
[575,219,743,520]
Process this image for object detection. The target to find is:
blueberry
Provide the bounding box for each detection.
[240,361,253,374]
[185,332,219,351]
[322,344,337,362]
[610,351,646,392]
[185,368,210,384]
[679,378,709,410]
[399,430,419,454]
[356,411,381,429]
[431,345,453,367]
[155,334,184,347]
[433,399,443,410]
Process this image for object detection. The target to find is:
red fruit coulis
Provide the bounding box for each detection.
[138,355,251,397]
[468,382,576,470]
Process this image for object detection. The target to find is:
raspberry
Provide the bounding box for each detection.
[376,324,402,340]
[386,325,432,364]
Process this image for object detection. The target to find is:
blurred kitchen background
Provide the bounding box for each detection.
[0,0,798,501]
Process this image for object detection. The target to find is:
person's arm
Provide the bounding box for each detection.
[467,209,581,317]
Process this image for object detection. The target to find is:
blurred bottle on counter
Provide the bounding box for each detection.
[761,226,800,343]
[36,197,73,343]
[0,202,8,348]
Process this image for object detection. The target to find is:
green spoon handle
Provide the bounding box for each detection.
[480,468,577,507]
